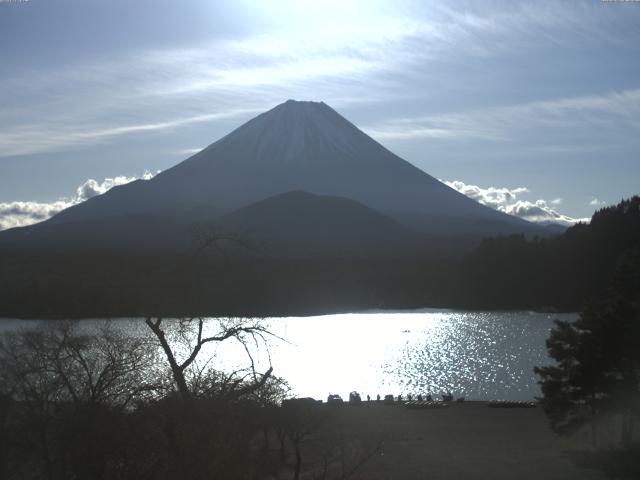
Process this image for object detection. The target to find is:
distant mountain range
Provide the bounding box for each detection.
[0,100,555,257]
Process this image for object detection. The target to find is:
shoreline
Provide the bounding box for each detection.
[0,306,579,322]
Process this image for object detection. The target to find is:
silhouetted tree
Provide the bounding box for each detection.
[0,321,158,480]
[144,317,274,402]
[535,248,640,447]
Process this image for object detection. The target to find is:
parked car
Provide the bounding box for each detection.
[383,394,395,405]
[326,394,344,405]
[349,391,362,405]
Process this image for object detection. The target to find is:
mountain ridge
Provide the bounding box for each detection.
[2,100,550,255]
[213,190,427,258]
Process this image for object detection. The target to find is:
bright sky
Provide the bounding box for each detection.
[1,0,639,228]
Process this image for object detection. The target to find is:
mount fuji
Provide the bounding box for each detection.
[0,100,547,256]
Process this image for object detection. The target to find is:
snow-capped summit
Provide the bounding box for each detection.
[210,100,362,164]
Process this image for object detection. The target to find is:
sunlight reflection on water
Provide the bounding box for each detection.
[257,310,576,401]
[0,309,576,401]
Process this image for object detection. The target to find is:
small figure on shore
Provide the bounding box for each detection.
[367,394,371,402]
[418,394,423,401]
[376,394,380,402]
[397,394,403,402]
[426,394,432,402]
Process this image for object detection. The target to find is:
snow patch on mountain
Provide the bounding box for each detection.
[217,100,360,164]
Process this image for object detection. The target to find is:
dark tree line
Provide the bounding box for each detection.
[0,197,638,317]
[456,196,640,311]
[0,254,449,318]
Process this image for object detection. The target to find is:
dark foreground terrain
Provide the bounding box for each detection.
[294,401,604,480]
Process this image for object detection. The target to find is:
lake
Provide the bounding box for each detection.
[0,309,575,401]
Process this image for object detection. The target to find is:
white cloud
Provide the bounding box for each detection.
[364,89,640,142]
[0,170,600,231]
[3,1,630,157]
[0,109,261,157]
[0,171,158,231]
[443,180,529,209]
[589,197,606,206]
[0,200,73,231]
[75,172,155,201]
[443,179,589,227]
[171,147,203,156]
[501,200,588,227]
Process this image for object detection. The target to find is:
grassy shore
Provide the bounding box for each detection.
[293,401,604,480]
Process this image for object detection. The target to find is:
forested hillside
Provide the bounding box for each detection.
[456,196,640,310]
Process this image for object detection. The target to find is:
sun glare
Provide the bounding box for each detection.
[245,0,390,31]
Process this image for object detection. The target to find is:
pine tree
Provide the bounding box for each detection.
[535,248,640,447]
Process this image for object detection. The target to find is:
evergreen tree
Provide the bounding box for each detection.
[535,248,640,446]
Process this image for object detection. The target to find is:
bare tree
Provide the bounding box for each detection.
[0,321,157,409]
[144,316,274,403]
[189,224,262,260]
[0,321,159,480]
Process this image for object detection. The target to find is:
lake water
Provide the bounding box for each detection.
[0,309,575,401]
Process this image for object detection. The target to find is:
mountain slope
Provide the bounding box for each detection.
[213,190,427,257]
[0,213,194,254]
[0,191,429,257]
[44,100,543,238]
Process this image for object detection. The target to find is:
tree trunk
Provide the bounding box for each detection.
[293,441,302,480]
[621,408,633,448]
[278,430,286,463]
[145,318,192,402]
